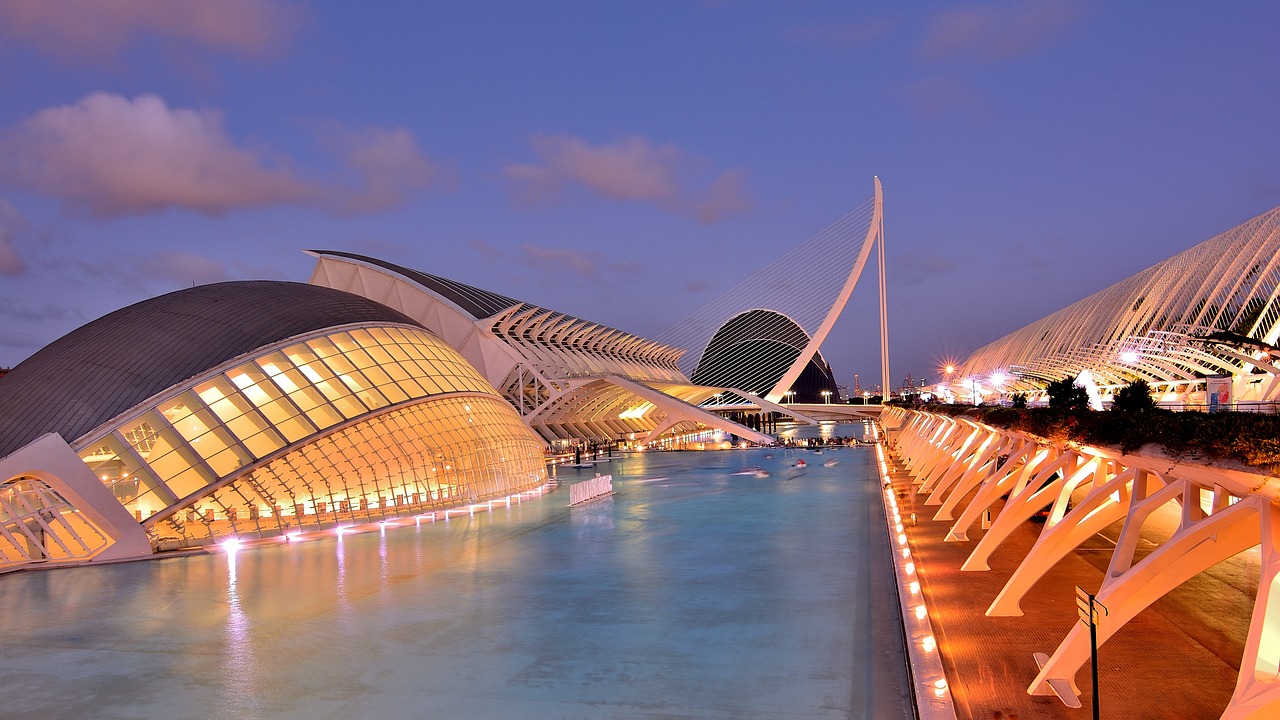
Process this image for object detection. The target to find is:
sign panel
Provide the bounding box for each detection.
[1207,375,1232,413]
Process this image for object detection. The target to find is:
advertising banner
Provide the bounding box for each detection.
[1207,375,1232,412]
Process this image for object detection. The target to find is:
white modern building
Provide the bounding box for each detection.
[955,205,1280,407]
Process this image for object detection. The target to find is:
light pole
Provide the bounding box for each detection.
[821,390,832,404]
[785,390,795,404]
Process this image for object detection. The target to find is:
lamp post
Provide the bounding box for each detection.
[785,390,795,404]
[821,390,832,404]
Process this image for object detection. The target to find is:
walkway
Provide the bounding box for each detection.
[882,448,1250,719]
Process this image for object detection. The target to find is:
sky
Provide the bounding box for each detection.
[0,1,1277,393]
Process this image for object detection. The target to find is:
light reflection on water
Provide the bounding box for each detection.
[0,426,908,719]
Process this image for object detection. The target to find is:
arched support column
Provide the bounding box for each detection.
[905,417,957,478]
[924,424,1000,509]
[919,423,981,495]
[986,466,1161,616]
[948,439,1044,544]
[963,449,1084,576]
[1225,500,1280,719]
[933,432,1021,522]
[1030,492,1266,698]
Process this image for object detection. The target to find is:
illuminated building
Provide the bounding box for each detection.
[0,281,547,570]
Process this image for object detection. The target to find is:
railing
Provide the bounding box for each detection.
[568,474,613,506]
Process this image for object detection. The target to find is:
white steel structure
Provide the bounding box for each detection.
[884,406,1280,719]
[307,251,777,447]
[956,206,1280,404]
[659,177,889,403]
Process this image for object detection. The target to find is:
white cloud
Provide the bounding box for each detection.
[0,0,301,62]
[504,133,753,223]
[0,93,446,218]
[921,0,1086,62]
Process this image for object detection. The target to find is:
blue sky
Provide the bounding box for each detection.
[1,1,1277,392]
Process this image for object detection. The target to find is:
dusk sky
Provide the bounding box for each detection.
[1,1,1277,392]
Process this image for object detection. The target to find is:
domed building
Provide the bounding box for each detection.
[0,281,548,570]
[691,309,839,403]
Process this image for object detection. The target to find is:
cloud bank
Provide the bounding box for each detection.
[921,0,1085,62]
[505,134,753,223]
[0,93,442,218]
[0,0,301,61]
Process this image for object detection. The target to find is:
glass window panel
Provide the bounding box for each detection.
[383,361,410,382]
[398,376,430,397]
[365,343,395,366]
[205,447,248,476]
[284,344,319,367]
[166,464,214,500]
[275,415,316,443]
[382,342,413,363]
[348,328,376,346]
[157,392,200,428]
[288,385,328,412]
[276,367,310,395]
[305,404,344,430]
[225,409,271,443]
[323,351,356,376]
[366,327,393,344]
[129,418,183,464]
[241,428,285,458]
[345,347,376,370]
[356,385,389,410]
[330,332,359,353]
[379,381,409,404]
[172,407,218,444]
[331,394,367,419]
[361,364,392,388]
[189,425,233,460]
[195,377,238,410]
[306,337,339,359]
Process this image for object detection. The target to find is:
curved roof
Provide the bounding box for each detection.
[959,205,1280,391]
[310,250,520,319]
[0,281,421,459]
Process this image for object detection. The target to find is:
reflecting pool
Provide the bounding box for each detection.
[0,440,911,719]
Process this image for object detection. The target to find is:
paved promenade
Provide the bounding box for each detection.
[882,445,1251,720]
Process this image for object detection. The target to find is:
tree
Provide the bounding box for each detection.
[1111,379,1156,413]
[1046,376,1089,411]
[1011,393,1028,409]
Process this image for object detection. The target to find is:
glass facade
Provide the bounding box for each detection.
[75,324,547,550]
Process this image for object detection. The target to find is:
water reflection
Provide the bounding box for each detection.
[223,546,261,713]
[0,439,904,719]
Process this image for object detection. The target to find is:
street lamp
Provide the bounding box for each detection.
[785,390,795,404]
[821,390,832,404]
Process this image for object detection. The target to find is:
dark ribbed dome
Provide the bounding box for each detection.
[0,281,422,458]
[692,309,837,401]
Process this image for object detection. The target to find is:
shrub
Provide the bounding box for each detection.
[1111,379,1156,413]
[1046,376,1089,411]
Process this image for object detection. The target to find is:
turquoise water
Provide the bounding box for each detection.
[0,442,910,719]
